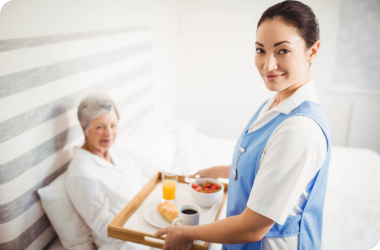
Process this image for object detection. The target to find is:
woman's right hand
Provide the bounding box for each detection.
[189,165,231,179]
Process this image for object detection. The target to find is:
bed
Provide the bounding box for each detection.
[40,132,380,250]
[0,27,379,250]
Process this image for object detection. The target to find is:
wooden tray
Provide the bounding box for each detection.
[108,172,228,250]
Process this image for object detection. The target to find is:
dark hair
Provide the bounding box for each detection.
[257,0,319,49]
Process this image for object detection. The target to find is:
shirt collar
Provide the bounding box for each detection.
[263,79,316,115]
[73,147,116,169]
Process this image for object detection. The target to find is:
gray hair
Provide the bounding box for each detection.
[77,93,119,130]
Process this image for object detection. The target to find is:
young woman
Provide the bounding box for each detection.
[154,1,330,250]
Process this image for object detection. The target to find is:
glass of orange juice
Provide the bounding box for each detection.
[162,172,177,202]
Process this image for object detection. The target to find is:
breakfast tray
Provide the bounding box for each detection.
[108,172,228,250]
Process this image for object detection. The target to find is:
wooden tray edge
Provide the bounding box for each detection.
[108,172,229,250]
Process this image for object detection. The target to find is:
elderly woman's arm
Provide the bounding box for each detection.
[66,175,119,244]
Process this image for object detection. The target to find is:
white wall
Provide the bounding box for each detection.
[0,0,179,126]
[176,0,270,139]
[174,0,380,153]
[1,0,378,152]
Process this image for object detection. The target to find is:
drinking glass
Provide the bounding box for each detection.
[162,172,177,202]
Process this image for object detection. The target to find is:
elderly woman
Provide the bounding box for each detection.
[66,93,150,250]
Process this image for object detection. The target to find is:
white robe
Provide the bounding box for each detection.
[66,144,150,250]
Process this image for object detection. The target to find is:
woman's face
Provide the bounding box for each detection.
[83,111,118,150]
[255,18,316,92]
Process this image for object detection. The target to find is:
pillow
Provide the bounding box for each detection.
[37,171,95,250]
[119,125,178,179]
[171,129,236,175]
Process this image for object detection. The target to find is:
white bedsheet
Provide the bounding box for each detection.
[322,146,380,250]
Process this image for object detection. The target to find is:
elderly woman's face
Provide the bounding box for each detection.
[255,18,316,92]
[84,111,118,150]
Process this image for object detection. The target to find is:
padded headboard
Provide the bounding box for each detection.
[0,27,155,249]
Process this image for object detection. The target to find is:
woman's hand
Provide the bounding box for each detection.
[154,208,275,248]
[154,226,193,250]
[189,165,231,179]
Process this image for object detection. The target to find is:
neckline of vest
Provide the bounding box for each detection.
[244,113,285,137]
[243,100,324,138]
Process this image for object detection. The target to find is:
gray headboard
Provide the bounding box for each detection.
[0,27,154,250]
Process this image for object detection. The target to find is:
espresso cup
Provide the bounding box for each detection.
[172,204,201,226]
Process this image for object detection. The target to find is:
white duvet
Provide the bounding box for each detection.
[322,146,380,250]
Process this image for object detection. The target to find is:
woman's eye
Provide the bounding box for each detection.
[97,126,103,129]
[256,48,265,54]
[279,49,289,54]
[112,124,117,128]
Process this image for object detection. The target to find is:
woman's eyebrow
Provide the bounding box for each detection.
[255,41,292,47]
[274,41,292,47]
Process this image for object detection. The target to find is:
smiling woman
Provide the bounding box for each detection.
[66,93,151,250]
[78,94,120,164]
[254,4,320,108]
[154,1,331,250]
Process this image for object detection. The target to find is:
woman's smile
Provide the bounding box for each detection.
[101,139,112,143]
[263,73,286,81]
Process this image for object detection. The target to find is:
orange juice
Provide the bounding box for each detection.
[163,180,176,200]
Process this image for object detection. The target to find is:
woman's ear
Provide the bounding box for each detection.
[80,123,88,138]
[307,40,320,63]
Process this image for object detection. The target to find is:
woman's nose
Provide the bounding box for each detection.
[104,126,112,136]
[263,54,278,72]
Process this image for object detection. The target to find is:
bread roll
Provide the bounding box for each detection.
[157,202,178,223]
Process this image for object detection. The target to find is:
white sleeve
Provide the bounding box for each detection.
[246,116,326,225]
[66,175,120,243]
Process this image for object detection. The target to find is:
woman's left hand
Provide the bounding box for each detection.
[154,225,193,250]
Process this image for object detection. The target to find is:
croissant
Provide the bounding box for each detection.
[157,202,179,223]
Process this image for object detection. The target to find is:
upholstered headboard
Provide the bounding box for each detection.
[0,28,155,249]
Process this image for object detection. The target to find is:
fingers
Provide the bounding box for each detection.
[189,171,200,178]
[153,228,167,237]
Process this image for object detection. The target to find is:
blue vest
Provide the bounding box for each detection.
[223,100,331,250]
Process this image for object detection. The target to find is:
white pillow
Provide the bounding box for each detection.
[37,171,95,250]
[119,125,178,179]
[171,129,236,175]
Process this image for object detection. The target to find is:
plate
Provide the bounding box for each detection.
[144,206,172,228]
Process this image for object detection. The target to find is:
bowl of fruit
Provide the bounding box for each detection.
[190,178,224,207]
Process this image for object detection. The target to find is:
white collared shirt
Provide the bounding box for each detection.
[246,80,327,250]
[66,145,150,250]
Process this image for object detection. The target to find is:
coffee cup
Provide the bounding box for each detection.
[172,204,201,226]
